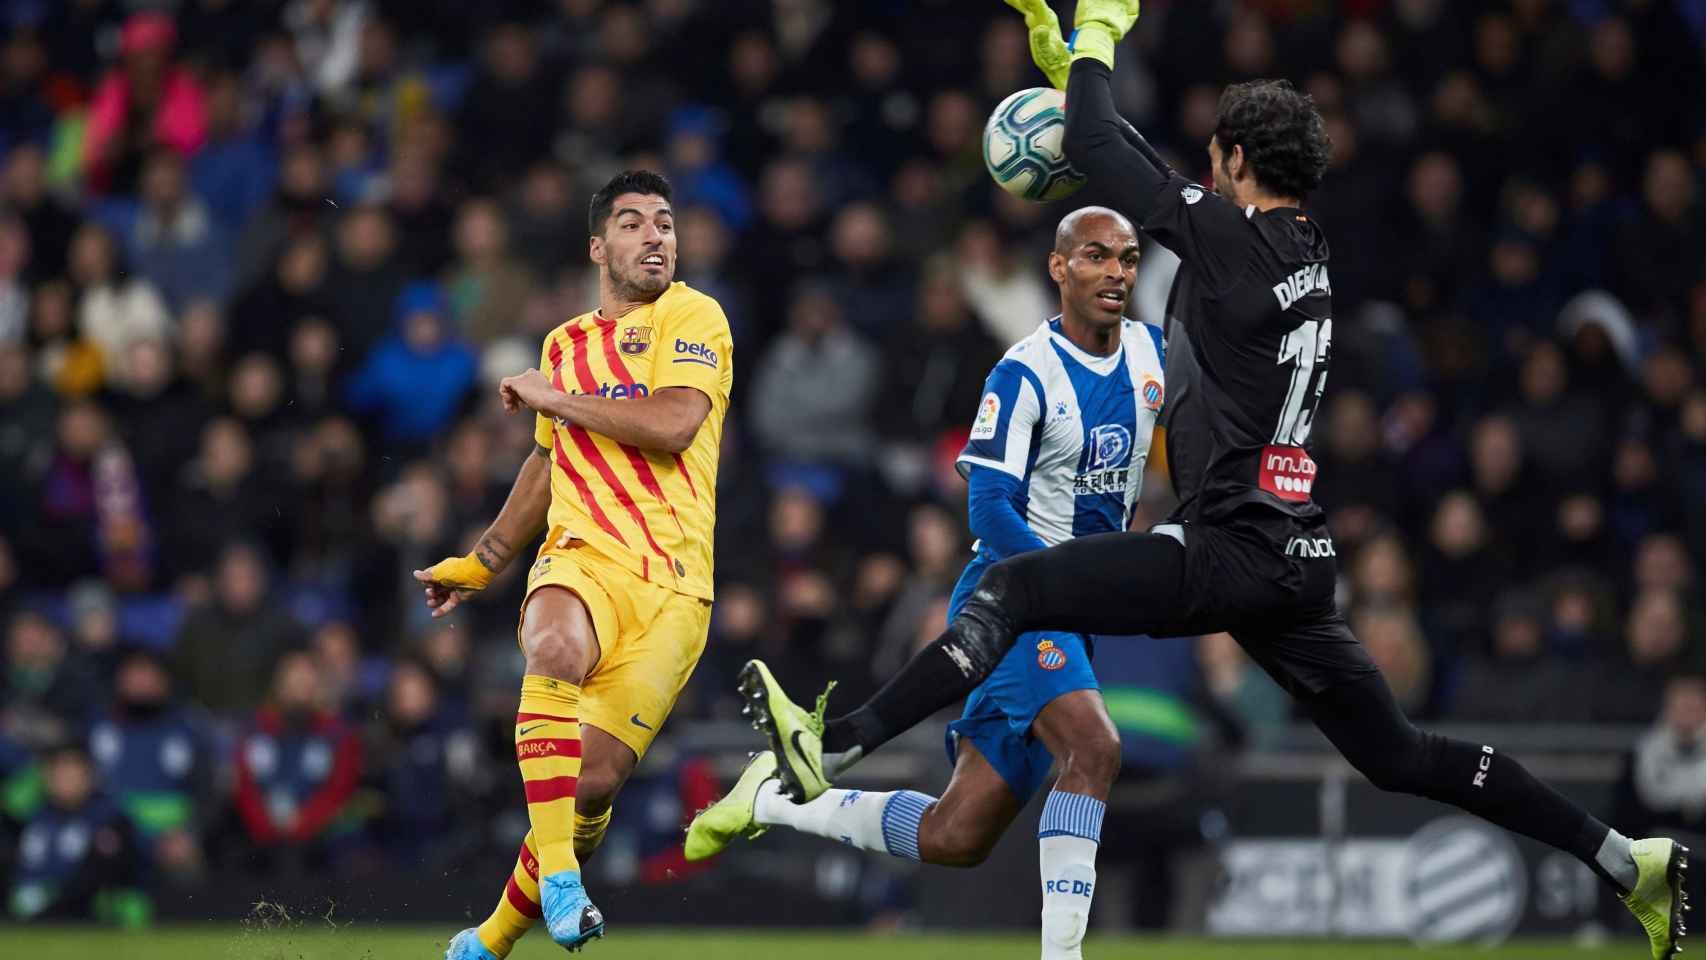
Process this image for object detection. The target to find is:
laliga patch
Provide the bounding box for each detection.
[1036,639,1067,671]
[1181,184,1205,205]
[528,555,552,583]
[970,392,1001,440]
[619,325,652,356]
[1141,376,1163,411]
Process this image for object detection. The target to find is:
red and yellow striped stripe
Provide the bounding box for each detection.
[535,290,726,601]
[556,329,674,565]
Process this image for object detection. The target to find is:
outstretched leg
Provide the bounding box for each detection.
[1302,670,1630,886]
[881,740,1020,868]
[685,739,1021,867]
[1302,669,1689,957]
[822,531,1185,772]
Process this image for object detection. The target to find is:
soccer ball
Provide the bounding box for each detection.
[982,87,1086,202]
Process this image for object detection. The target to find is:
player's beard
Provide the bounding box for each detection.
[609,257,671,303]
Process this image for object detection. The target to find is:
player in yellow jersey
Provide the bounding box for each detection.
[417,171,734,957]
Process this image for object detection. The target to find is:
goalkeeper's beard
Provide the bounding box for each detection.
[608,259,670,304]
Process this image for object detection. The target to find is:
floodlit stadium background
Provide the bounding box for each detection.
[0,0,1703,951]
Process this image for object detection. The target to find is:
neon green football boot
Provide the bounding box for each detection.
[683,751,777,862]
[736,660,835,803]
[1622,838,1690,959]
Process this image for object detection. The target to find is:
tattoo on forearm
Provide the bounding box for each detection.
[474,532,512,573]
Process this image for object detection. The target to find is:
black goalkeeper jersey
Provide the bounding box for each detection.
[1144,178,1333,524]
[1060,59,1335,527]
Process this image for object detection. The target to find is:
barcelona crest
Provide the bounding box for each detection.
[620,325,652,356]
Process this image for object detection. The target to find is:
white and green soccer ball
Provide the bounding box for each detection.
[982,87,1086,202]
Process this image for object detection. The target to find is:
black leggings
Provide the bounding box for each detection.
[1302,671,1610,872]
[983,530,1188,637]
[987,534,1612,874]
[833,526,1615,882]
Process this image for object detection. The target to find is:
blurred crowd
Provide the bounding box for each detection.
[0,0,1703,924]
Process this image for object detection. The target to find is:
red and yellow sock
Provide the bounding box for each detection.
[472,809,615,957]
[516,675,582,879]
[573,808,613,860]
[474,832,541,957]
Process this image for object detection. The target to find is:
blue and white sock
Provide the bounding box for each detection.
[1038,790,1105,960]
[753,781,935,861]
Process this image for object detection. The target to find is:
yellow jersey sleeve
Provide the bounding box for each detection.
[653,292,733,402]
[533,333,556,450]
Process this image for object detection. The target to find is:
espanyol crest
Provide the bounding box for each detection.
[1141,376,1163,411]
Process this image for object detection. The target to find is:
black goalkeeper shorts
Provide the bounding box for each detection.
[993,507,1378,697]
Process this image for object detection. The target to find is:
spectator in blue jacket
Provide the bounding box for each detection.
[344,282,477,449]
[88,648,211,879]
[366,659,482,866]
[188,71,277,230]
[666,105,753,233]
[9,741,145,926]
[127,150,234,312]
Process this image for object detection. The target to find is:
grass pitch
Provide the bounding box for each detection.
[0,927,1647,960]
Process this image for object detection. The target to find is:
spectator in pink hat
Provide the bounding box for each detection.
[83,13,208,196]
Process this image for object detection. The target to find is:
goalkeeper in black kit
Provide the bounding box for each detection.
[728,2,1688,957]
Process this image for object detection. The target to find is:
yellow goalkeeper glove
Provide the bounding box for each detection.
[1069,0,1141,71]
[1004,0,1071,90]
[419,552,495,593]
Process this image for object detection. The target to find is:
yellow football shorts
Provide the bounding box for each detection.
[520,533,711,759]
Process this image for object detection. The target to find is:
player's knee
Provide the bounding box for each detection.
[574,760,628,815]
[917,800,996,868]
[927,822,998,869]
[1054,728,1121,795]
[575,770,618,816]
[1078,728,1123,790]
[952,561,1028,673]
[522,623,589,682]
[976,556,1027,608]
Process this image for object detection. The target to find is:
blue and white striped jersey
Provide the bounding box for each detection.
[956,316,1166,549]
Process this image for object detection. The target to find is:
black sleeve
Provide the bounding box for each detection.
[1063,59,1169,216]
[1115,117,1176,180]
[1064,59,1253,290]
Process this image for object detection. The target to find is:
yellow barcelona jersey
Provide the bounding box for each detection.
[532,281,732,601]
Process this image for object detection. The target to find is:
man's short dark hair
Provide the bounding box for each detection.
[1213,80,1331,201]
[588,170,673,235]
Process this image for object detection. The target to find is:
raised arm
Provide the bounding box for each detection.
[1066,58,1252,286]
[1063,59,1171,220]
